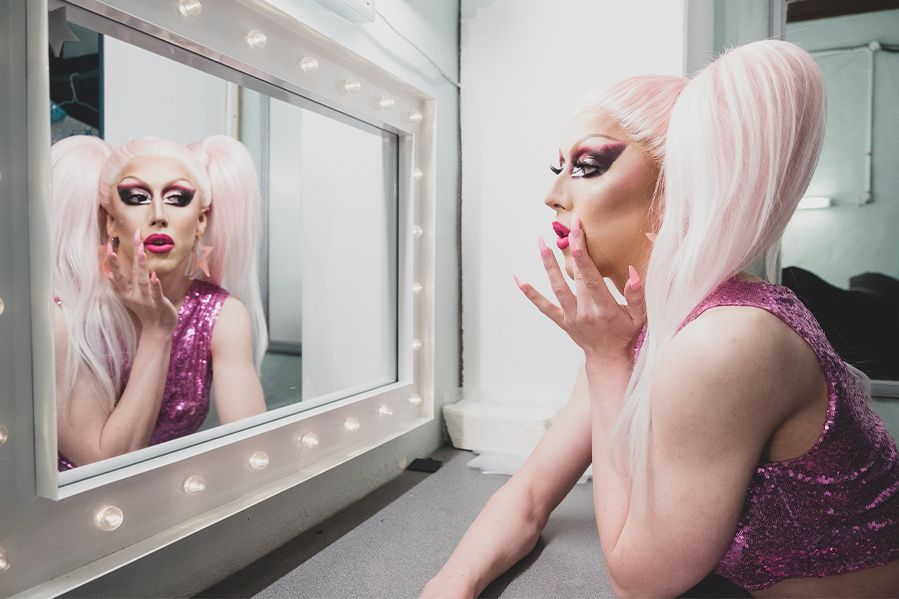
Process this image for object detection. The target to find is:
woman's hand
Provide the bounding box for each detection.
[514,213,646,367]
[104,228,178,335]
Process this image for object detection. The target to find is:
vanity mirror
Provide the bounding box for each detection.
[0,0,434,595]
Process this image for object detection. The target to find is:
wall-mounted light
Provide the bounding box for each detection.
[0,548,9,572]
[298,56,319,73]
[177,0,202,17]
[797,196,832,210]
[0,296,5,316]
[0,424,7,446]
[297,432,320,449]
[407,111,423,123]
[245,29,267,49]
[342,79,362,93]
[378,405,394,417]
[94,506,124,532]
[378,96,395,109]
[408,394,422,406]
[344,417,360,432]
[248,451,269,470]
[183,475,207,494]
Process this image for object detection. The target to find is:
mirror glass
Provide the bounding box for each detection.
[781,6,899,383]
[48,6,398,477]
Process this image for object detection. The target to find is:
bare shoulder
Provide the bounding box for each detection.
[211,296,252,347]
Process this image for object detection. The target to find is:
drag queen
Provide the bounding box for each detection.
[425,40,899,597]
[51,135,268,470]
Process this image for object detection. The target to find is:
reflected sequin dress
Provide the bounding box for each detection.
[57,279,229,471]
[635,276,899,590]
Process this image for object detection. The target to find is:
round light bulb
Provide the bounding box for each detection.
[412,282,423,295]
[378,96,395,109]
[342,79,362,93]
[245,30,267,49]
[378,405,394,417]
[0,424,7,446]
[408,111,423,123]
[94,506,124,532]
[248,451,269,470]
[412,338,422,351]
[177,0,202,17]
[0,296,5,316]
[298,432,320,449]
[412,225,423,239]
[299,56,319,73]
[0,549,8,572]
[408,394,422,406]
[344,417,360,432]
[183,475,207,494]
[412,168,423,180]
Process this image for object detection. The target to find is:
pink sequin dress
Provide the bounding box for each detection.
[57,279,229,471]
[636,275,899,590]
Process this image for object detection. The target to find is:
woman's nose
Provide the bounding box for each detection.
[149,198,168,227]
[544,186,570,211]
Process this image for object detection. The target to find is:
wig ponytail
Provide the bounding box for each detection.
[615,40,826,492]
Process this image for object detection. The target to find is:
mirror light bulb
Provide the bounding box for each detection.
[378,96,395,109]
[94,506,124,531]
[183,475,207,494]
[299,56,319,73]
[299,432,320,449]
[0,424,7,446]
[178,0,202,17]
[408,394,422,406]
[248,451,269,470]
[408,111,423,123]
[412,338,422,351]
[412,225,423,238]
[412,168,423,180]
[0,549,8,572]
[342,79,362,93]
[0,296,5,316]
[412,282,423,295]
[245,30,267,49]
[344,417,360,432]
[378,405,394,417]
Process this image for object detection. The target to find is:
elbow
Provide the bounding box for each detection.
[605,556,685,599]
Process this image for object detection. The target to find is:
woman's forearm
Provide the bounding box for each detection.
[425,481,547,597]
[96,330,172,457]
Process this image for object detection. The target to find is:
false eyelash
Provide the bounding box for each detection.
[550,164,563,175]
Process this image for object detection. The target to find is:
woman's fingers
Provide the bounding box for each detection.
[514,275,564,328]
[133,229,151,295]
[568,214,615,313]
[150,271,165,304]
[538,237,577,314]
[624,264,647,329]
[106,243,127,291]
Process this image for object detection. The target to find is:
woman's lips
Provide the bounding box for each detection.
[143,233,175,254]
[553,221,570,250]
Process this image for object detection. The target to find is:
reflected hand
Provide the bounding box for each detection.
[104,229,178,335]
[514,213,646,366]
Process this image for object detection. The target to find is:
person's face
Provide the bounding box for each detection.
[545,111,657,287]
[105,156,208,275]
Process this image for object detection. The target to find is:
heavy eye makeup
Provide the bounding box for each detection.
[116,182,196,207]
[550,142,627,178]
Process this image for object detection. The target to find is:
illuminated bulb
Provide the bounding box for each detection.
[378,405,394,417]
[342,79,362,93]
[0,549,8,572]
[177,0,202,17]
[94,506,124,531]
[412,225,423,239]
[412,168,423,180]
[0,424,7,446]
[408,394,422,406]
[378,96,395,109]
[344,417,360,432]
[412,282,423,295]
[299,56,319,73]
[408,111,423,123]
[248,451,269,470]
[411,338,422,351]
[183,475,207,494]
[245,29,267,49]
[299,432,320,449]
[0,296,5,316]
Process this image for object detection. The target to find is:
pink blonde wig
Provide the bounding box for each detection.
[614,40,826,489]
[51,135,268,417]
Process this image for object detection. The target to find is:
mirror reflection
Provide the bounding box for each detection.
[49,8,399,472]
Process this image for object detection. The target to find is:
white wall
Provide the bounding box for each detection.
[461,0,685,410]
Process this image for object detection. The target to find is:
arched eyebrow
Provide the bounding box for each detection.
[118,176,196,191]
[559,133,625,160]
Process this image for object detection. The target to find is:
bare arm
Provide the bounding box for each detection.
[211,297,266,423]
[422,363,593,598]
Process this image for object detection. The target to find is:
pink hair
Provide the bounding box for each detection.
[614,40,826,490]
[51,135,267,417]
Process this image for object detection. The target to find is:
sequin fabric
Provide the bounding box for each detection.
[635,276,899,590]
[57,279,229,470]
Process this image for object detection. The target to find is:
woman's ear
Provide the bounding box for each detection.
[197,205,210,237]
[105,209,117,241]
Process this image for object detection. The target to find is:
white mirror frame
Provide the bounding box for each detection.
[0,0,435,595]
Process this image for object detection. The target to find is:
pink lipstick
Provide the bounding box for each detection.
[143,233,174,254]
[553,221,570,250]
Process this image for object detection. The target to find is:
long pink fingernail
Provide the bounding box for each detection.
[513,274,524,290]
[538,236,550,257]
[571,213,581,238]
[645,232,657,244]
[150,271,158,284]
[106,241,114,258]
[628,265,641,289]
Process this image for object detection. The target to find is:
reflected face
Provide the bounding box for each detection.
[545,111,658,285]
[106,156,208,275]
